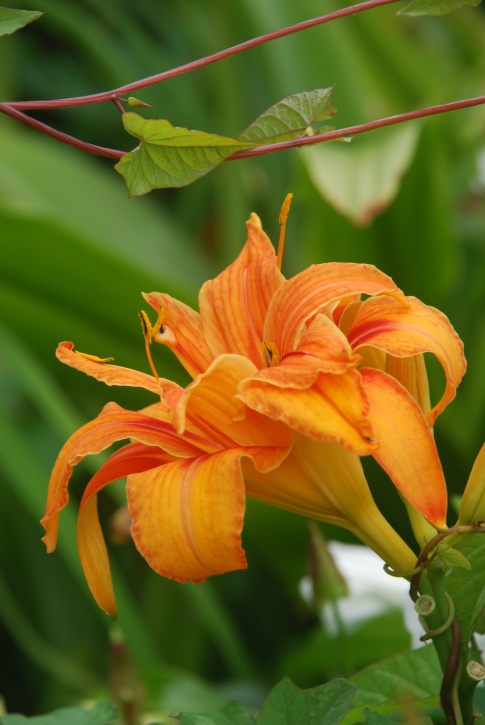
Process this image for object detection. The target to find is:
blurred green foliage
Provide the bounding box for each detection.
[0,0,485,720]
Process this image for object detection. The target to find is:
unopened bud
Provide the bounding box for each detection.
[458,442,485,525]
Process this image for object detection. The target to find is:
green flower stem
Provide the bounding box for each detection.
[417,565,464,724]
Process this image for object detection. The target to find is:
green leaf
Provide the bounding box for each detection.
[258,677,356,725]
[177,701,255,724]
[115,113,256,195]
[116,90,338,195]
[435,542,472,571]
[444,533,485,656]
[238,88,337,143]
[300,123,420,226]
[350,646,441,705]
[0,7,42,36]
[342,646,442,723]
[364,710,433,724]
[0,703,118,725]
[363,710,396,724]
[398,0,481,15]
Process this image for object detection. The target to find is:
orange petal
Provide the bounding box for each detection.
[143,292,214,378]
[347,296,466,424]
[361,367,447,528]
[41,404,213,553]
[163,354,293,452]
[77,443,170,618]
[238,369,375,455]
[56,342,160,393]
[161,353,258,436]
[264,263,403,354]
[127,444,286,582]
[256,314,360,389]
[198,214,284,367]
[457,442,485,525]
[244,438,417,574]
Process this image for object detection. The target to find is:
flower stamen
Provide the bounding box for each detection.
[277,193,293,271]
[74,350,114,364]
[261,341,280,368]
[139,308,165,380]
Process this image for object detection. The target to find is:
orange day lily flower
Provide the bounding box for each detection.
[41,198,466,617]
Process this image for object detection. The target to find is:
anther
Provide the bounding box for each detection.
[138,310,160,380]
[261,341,280,368]
[277,193,293,271]
[75,351,114,364]
[152,307,165,336]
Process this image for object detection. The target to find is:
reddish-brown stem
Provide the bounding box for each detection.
[4,0,399,111]
[229,95,485,159]
[0,102,124,158]
[2,95,484,162]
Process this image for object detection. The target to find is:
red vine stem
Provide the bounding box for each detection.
[0,102,123,158]
[230,95,485,159]
[5,0,400,111]
[1,96,484,162]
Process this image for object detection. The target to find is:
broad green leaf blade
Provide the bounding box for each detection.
[178,701,255,724]
[238,88,337,144]
[115,113,256,195]
[398,0,481,15]
[444,533,485,659]
[0,703,118,724]
[301,123,420,226]
[0,7,42,36]
[342,646,442,723]
[258,677,356,725]
[349,646,441,706]
[364,710,433,724]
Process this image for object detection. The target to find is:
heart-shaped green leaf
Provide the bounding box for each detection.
[116,89,339,195]
[178,701,255,724]
[257,677,356,725]
[115,113,256,195]
[0,7,42,36]
[238,88,337,143]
